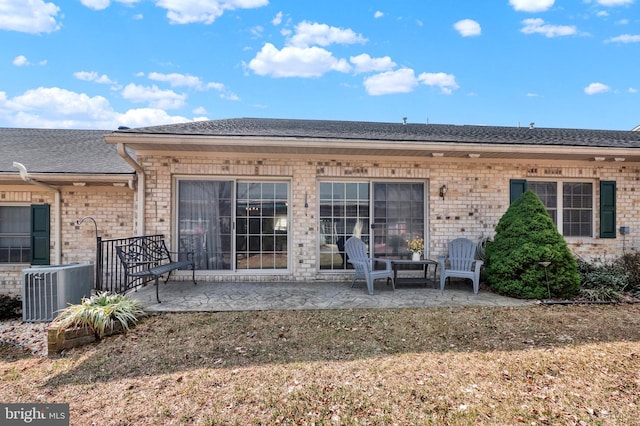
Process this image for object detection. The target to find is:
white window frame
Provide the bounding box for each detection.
[317,179,428,271]
[173,176,291,273]
[528,179,595,238]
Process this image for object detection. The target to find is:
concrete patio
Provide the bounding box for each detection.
[126,279,534,312]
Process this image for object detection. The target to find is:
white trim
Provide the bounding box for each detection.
[173,176,292,274]
[316,178,429,272]
[528,178,596,238]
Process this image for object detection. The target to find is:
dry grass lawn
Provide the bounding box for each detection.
[2,304,640,425]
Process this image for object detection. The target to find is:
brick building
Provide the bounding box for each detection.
[2,119,640,295]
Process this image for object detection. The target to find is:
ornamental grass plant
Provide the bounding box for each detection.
[55,291,145,338]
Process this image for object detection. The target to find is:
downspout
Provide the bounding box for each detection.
[12,162,62,264]
[116,143,145,235]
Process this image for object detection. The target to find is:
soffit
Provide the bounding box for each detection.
[105,134,640,163]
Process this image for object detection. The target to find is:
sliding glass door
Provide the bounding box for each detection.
[177,179,289,271]
[318,181,425,270]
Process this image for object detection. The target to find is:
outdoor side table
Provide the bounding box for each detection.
[390,259,439,288]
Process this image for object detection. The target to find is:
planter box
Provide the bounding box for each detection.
[47,321,124,355]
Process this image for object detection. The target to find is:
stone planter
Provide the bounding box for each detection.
[47,321,124,355]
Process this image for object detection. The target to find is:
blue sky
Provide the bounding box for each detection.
[0,0,638,130]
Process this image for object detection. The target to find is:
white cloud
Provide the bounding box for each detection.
[7,87,111,115]
[363,68,459,96]
[13,55,28,66]
[605,34,640,43]
[118,108,190,128]
[287,21,367,48]
[80,0,110,10]
[250,25,263,37]
[155,0,268,24]
[0,87,117,128]
[597,0,634,5]
[80,0,142,10]
[584,82,611,95]
[148,72,203,88]
[121,83,187,109]
[0,0,61,34]
[418,72,460,94]
[272,11,282,26]
[0,86,196,129]
[364,68,419,96]
[374,11,384,19]
[520,18,577,37]
[146,72,240,100]
[13,55,47,66]
[350,54,396,74]
[629,87,638,93]
[248,43,351,78]
[509,0,555,12]
[74,71,114,84]
[454,19,481,37]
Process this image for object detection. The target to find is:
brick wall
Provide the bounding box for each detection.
[0,187,134,296]
[140,154,640,283]
[5,153,637,296]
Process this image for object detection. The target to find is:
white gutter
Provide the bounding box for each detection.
[116,143,145,235]
[12,162,61,264]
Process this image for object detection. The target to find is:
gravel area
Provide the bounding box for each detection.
[0,319,49,356]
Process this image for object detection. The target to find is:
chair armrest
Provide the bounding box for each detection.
[371,257,392,270]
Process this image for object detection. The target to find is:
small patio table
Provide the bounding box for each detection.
[390,259,439,288]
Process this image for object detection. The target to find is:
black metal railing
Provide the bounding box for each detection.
[96,234,164,293]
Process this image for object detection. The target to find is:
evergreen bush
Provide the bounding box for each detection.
[484,190,580,299]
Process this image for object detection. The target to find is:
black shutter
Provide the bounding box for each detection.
[30,204,50,265]
[510,179,527,204]
[600,181,616,239]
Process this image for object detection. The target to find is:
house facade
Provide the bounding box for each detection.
[0,129,135,296]
[2,119,640,296]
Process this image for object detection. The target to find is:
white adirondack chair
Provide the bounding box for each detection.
[344,237,395,295]
[439,237,483,294]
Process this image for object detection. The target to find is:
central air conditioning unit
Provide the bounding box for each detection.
[22,263,94,322]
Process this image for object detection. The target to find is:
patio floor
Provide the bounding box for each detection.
[126,279,534,312]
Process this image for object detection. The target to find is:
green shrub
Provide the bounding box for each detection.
[616,251,640,296]
[484,190,580,299]
[55,292,146,338]
[0,295,21,320]
[577,257,628,302]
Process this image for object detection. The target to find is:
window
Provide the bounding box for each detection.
[527,181,593,237]
[177,179,289,271]
[318,181,425,270]
[563,182,593,237]
[0,206,31,263]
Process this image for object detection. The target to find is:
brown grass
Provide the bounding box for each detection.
[2,304,640,425]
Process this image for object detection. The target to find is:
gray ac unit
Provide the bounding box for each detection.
[22,263,94,322]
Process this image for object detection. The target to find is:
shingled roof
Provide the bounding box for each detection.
[0,128,133,174]
[115,118,640,149]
